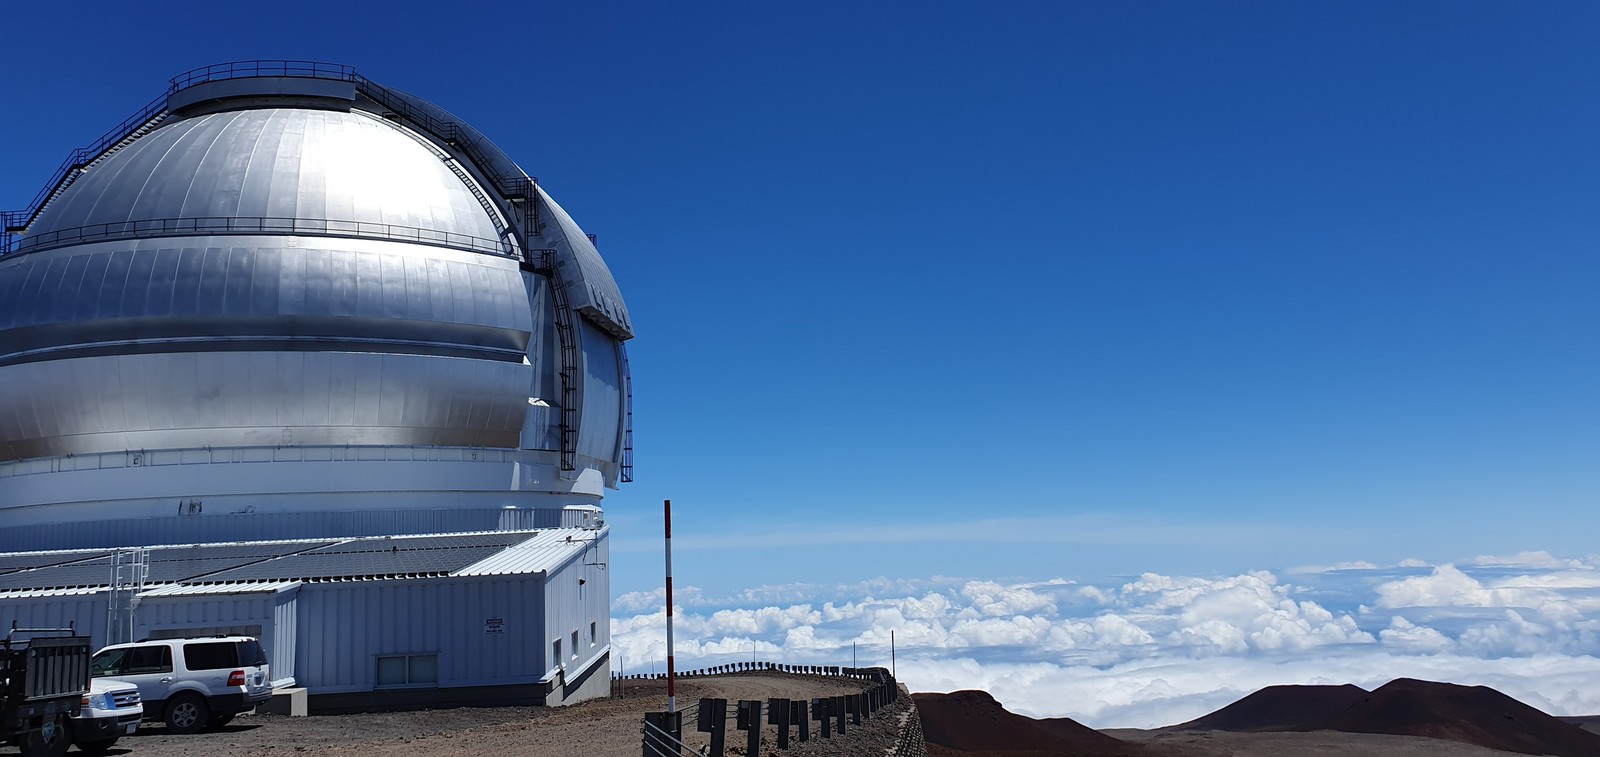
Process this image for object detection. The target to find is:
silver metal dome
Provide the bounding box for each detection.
[29,108,501,241]
[0,62,634,549]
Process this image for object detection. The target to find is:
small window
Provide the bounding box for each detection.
[376,654,438,687]
[589,621,597,647]
[553,639,562,666]
[570,630,579,659]
[377,656,407,686]
[408,655,438,684]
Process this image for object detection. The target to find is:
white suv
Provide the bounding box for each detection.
[91,636,273,733]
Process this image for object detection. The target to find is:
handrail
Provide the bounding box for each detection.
[2,216,512,258]
[168,60,358,90]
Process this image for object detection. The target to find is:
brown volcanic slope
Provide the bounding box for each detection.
[1171,683,1369,732]
[915,690,1150,756]
[1297,678,1600,757]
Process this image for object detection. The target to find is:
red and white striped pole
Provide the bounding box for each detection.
[664,499,676,714]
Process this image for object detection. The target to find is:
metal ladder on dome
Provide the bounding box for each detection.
[621,344,634,483]
[539,249,580,472]
[105,547,149,646]
[438,149,512,255]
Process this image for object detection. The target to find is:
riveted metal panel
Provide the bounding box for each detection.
[0,239,533,366]
[0,351,531,460]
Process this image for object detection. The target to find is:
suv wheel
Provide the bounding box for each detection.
[165,693,210,734]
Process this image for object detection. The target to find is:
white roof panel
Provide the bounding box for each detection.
[450,528,602,577]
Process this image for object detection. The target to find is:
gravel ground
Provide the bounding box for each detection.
[16,672,905,757]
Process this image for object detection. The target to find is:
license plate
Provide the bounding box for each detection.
[124,723,139,735]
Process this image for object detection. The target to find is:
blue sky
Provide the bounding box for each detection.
[3,1,1598,722]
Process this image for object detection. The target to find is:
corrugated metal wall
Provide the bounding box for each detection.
[0,594,106,646]
[137,593,285,673]
[274,590,298,683]
[542,531,609,675]
[3,572,558,697]
[296,575,544,693]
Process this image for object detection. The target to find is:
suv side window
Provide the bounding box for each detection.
[126,645,173,674]
[183,641,238,671]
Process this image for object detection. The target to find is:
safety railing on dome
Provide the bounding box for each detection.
[3,92,169,238]
[3,60,538,258]
[166,60,358,90]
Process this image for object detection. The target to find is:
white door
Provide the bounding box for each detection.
[114,645,176,709]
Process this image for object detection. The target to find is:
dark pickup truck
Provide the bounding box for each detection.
[1,626,91,757]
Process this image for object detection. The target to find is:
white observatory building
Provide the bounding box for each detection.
[0,61,631,709]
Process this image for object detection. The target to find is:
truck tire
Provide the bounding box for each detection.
[17,714,70,757]
[164,692,210,734]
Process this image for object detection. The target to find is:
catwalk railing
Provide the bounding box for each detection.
[3,216,509,257]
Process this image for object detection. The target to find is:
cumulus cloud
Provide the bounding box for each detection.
[611,553,1600,728]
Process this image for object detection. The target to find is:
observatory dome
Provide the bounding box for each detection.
[28,108,501,241]
[0,63,634,549]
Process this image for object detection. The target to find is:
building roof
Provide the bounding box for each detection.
[0,529,602,594]
[452,528,603,577]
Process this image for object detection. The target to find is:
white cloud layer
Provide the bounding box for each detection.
[610,554,1600,728]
